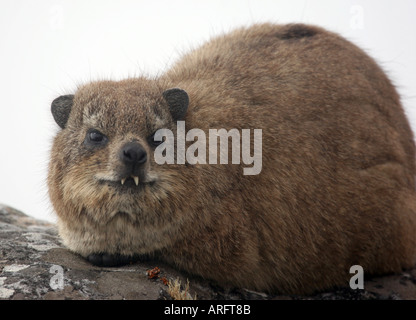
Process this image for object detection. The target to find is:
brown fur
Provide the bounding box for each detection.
[48,23,416,294]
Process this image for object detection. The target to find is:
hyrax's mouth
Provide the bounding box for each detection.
[98,174,154,191]
[121,175,140,186]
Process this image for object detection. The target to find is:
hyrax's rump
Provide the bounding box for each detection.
[48,23,416,294]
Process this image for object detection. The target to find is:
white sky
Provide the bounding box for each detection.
[1,0,415,222]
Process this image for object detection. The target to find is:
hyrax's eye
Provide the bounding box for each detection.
[148,131,165,148]
[85,129,108,147]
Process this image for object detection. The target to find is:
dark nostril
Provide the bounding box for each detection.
[121,142,147,165]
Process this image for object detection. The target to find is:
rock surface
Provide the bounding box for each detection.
[1,204,415,300]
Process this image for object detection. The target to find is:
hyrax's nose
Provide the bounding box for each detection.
[120,142,147,167]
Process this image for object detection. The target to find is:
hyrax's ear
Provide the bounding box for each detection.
[162,88,189,121]
[51,95,74,129]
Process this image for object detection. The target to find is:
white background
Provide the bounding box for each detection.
[1,0,415,222]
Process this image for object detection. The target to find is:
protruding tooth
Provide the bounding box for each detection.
[133,176,139,186]
[121,178,126,185]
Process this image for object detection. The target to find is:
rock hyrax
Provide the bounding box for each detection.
[48,23,416,294]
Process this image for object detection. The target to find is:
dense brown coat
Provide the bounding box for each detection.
[48,23,416,294]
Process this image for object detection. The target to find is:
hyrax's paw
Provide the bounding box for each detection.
[86,253,138,267]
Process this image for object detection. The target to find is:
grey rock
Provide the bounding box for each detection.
[1,204,415,300]
[0,204,173,300]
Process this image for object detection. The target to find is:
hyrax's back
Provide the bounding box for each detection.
[163,24,416,293]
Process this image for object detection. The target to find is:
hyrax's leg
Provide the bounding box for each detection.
[391,190,416,269]
[87,253,139,267]
[351,162,416,274]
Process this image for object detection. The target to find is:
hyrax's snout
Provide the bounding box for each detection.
[120,142,147,167]
[118,142,147,186]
